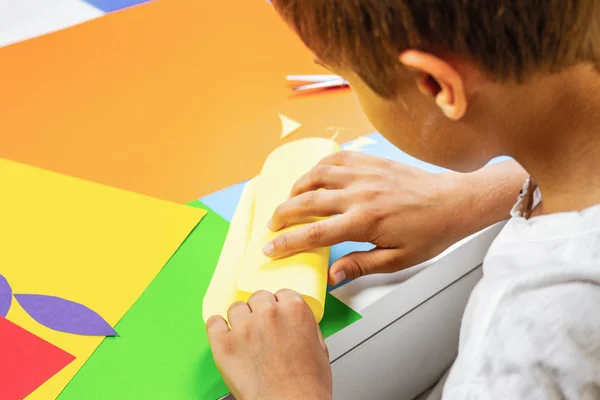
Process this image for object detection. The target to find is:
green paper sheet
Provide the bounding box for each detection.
[59,202,360,400]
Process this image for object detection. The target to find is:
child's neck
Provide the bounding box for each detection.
[511,66,600,215]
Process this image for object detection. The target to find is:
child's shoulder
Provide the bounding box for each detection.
[446,206,600,398]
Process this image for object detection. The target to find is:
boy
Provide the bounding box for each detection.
[207,1,600,399]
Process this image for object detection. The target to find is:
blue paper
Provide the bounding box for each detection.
[83,0,151,13]
[201,181,248,223]
[14,294,117,337]
[0,275,12,317]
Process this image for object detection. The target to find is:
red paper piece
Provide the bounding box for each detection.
[0,316,75,400]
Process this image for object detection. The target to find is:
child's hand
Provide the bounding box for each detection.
[265,152,525,285]
[206,289,332,400]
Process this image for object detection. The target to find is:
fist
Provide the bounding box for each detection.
[207,289,332,400]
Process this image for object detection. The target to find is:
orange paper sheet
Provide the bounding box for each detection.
[0,0,373,204]
[0,158,205,399]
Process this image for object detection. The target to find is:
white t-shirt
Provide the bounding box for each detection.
[442,179,600,399]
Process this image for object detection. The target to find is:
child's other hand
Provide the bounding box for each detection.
[265,151,488,285]
[207,289,332,400]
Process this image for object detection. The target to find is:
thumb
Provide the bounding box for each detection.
[329,248,404,285]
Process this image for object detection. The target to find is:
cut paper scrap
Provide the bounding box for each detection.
[0,158,205,400]
[14,294,117,337]
[279,114,302,139]
[0,316,75,400]
[59,202,360,400]
[0,275,12,317]
[327,126,349,142]
[203,138,340,323]
[343,135,378,152]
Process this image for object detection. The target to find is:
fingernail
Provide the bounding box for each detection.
[267,218,273,229]
[332,270,346,286]
[263,242,275,257]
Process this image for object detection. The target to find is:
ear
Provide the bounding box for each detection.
[399,50,467,120]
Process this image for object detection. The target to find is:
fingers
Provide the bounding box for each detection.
[290,165,354,197]
[206,314,230,343]
[247,290,277,312]
[329,248,405,285]
[274,289,328,358]
[290,150,389,197]
[227,301,251,327]
[274,288,305,303]
[269,190,346,231]
[317,151,383,168]
[266,214,362,259]
[274,290,329,359]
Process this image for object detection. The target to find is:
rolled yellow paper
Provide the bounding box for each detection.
[202,138,339,323]
[201,177,257,323]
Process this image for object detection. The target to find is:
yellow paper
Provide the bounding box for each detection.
[202,178,257,322]
[0,158,205,399]
[203,138,339,323]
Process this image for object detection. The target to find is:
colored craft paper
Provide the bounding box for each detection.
[0,158,205,399]
[202,178,258,322]
[14,294,116,337]
[0,0,104,49]
[83,0,151,13]
[237,138,340,322]
[0,274,11,317]
[204,139,340,323]
[59,202,360,400]
[343,136,378,152]
[201,181,248,222]
[279,114,302,139]
[0,0,373,203]
[0,317,75,400]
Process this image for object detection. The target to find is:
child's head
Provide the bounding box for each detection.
[274,1,600,171]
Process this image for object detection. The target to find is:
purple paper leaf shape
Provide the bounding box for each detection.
[0,275,12,317]
[14,294,117,337]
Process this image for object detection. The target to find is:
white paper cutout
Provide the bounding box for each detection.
[279,114,302,139]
